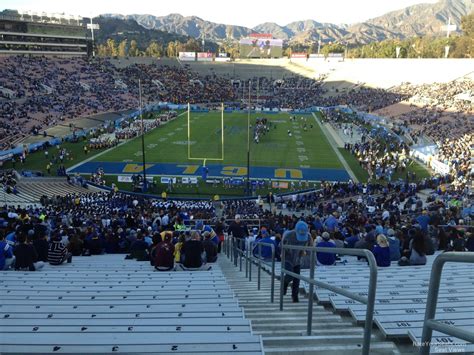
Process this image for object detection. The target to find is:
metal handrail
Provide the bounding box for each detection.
[225,236,277,303]
[249,241,276,303]
[419,252,474,355]
[279,244,378,355]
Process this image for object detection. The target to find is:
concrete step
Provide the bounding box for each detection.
[251,321,352,330]
[218,256,402,355]
[264,342,400,355]
[255,327,364,337]
[244,309,334,317]
[250,317,344,326]
[263,335,378,346]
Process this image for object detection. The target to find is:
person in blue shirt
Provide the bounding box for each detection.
[373,234,391,267]
[0,233,15,270]
[316,232,336,266]
[344,229,360,249]
[323,213,339,233]
[416,210,430,233]
[387,229,401,261]
[253,229,277,260]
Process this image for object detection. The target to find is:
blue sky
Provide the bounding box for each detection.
[1,0,438,27]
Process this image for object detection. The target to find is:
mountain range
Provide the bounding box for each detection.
[102,0,473,45]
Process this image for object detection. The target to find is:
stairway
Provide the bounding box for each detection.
[218,256,403,354]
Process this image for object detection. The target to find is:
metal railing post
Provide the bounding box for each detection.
[278,245,379,353]
[270,244,275,303]
[239,240,243,272]
[248,246,252,282]
[420,252,474,355]
[257,244,262,290]
[362,249,378,355]
[306,250,316,336]
[279,246,286,311]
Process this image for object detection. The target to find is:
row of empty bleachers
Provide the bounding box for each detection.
[2,178,96,205]
[0,254,263,354]
[257,252,474,353]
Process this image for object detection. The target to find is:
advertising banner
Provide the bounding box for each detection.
[197,52,213,61]
[178,52,196,61]
[291,53,307,59]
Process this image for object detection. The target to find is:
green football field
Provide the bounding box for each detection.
[94,111,343,169]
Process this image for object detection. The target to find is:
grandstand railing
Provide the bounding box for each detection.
[224,236,276,303]
[419,252,474,355]
[279,245,378,355]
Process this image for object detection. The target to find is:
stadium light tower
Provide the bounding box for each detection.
[87,16,100,57]
[139,79,148,192]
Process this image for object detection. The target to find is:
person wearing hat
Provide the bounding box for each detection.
[281,220,311,303]
[316,232,336,266]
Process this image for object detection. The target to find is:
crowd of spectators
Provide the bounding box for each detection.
[1,168,472,274]
[0,56,137,149]
[0,170,17,194]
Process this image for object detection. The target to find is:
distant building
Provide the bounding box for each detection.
[0,11,91,56]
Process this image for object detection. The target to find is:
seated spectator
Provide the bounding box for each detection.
[202,231,218,263]
[181,231,205,269]
[373,234,391,267]
[32,234,49,262]
[344,228,360,248]
[316,232,336,266]
[154,233,175,271]
[174,234,185,264]
[48,233,72,265]
[128,233,149,261]
[387,229,401,261]
[466,232,474,252]
[14,234,44,271]
[408,230,427,265]
[68,234,84,256]
[0,232,15,270]
[84,228,103,255]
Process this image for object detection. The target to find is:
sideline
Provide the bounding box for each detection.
[312,112,359,183]
[67,111,187,173]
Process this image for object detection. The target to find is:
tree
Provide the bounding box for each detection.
[461,13,474,38]
[321,43,345,56]
[128,40,140,57]
[166,41,176,57]
[106,38,118,57]
[183,38,201,52]
[145,41,163,57]
[117,40,128,57]
[96,43,108,57]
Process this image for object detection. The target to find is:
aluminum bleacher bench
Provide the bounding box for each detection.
[408,328,474,354]
[375,317,474,338]
[1,333,264,354]
[0,256,264,354]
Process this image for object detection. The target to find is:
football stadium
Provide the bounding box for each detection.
[0,1,473,354]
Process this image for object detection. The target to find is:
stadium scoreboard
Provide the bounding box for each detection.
[239,33,283,58]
